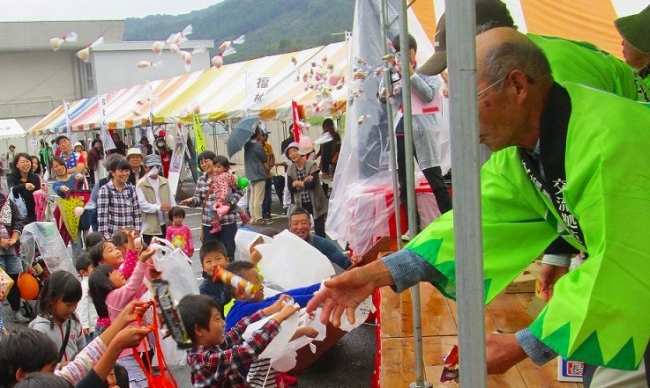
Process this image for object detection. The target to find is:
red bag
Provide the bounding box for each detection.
[133,301,179,388]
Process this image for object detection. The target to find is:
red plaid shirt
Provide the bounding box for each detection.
[186,310,280,388]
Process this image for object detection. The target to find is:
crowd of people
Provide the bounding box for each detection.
[0,120,353,388]
[1,2,649,387]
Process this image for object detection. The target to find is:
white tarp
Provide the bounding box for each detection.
[0,119,26,139]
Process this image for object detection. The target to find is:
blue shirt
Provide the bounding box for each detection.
[309,234,352,269]
[225,283,321,329]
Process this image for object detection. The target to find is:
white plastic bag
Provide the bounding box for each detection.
[242,301,300,360]
[256,230,335,290]
[149,238,199,302]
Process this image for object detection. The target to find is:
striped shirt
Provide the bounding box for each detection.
[247,358,278,388]
[97,181,142,240]
[188,173,244,227]
[186,310,280,388]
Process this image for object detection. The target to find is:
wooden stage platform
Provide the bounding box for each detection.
[377,283,584,387]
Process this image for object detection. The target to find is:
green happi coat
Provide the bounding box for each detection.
[406,82,650,370]
[528,34,650,102]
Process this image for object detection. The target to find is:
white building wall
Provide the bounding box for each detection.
[93,44,212,94]
[0,50,79,130]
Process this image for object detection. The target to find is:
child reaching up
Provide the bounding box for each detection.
[74,254,98,344]
[225,261,320,387]
[88,228,146,334]
[178,293,300,388]
[165,206,194,258]
[209,155,250,233]
[88,246,157,388]
[29,271,85,367]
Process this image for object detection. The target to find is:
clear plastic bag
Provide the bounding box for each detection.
[19,222,76,275]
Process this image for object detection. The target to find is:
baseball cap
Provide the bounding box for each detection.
[262,130,271,136]
[615,4,650,54]
[419,0,515,76]
[144,154,162,167]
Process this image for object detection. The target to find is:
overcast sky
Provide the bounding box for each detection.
[0,0,224,21]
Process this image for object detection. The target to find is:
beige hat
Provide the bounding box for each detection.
[126,148,143,160]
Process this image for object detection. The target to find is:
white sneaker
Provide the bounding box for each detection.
[14,310,31,323]
[401,230,413,241]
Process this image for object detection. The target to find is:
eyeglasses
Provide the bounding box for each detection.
[477,76,507,99]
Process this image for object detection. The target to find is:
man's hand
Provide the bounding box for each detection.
[160,204,172,212]
[306,260,391,327]
[538,264,568,302]
[486,332,528,374]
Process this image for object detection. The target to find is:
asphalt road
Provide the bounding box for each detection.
[1,182,376,388]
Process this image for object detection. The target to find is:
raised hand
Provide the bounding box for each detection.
[306,261,391,328]
[263,294,293,316]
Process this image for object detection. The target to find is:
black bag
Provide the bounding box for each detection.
[79,209,93,231]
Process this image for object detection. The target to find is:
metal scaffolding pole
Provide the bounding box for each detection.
[379,0,403,252]
[397,1,430,386]
[446,0,487,386]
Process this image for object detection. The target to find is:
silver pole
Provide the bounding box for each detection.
[446,0,487,386]
[398,2,430,387]
[379,0,403,251]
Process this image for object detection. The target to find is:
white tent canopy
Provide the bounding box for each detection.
[0,119,26,139]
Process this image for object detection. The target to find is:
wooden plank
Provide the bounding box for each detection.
[380,336,529,388]
[486,293,534,333]
[379,283,457,338]
[378,289,585,387]
[446,298,499,334]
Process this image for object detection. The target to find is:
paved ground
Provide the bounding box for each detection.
[1,179,376,387]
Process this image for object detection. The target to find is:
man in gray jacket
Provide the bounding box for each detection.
[244,125,269,225]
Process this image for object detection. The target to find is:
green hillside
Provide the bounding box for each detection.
[124,0,355,62]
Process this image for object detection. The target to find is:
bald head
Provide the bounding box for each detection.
[477,27,552,85]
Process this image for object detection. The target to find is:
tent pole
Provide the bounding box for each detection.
[397,1,430,387]
[379,0,402,252]
[446,0,487,386]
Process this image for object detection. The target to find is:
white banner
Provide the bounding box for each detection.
[167,132,186,196]
[99,94,116,151]
[63,100,72,139]
[245,72,271,108]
